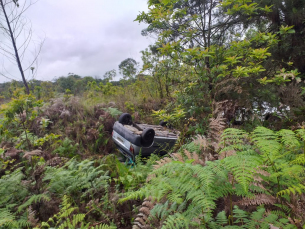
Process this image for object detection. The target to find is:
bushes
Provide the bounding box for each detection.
[120,126,305,228]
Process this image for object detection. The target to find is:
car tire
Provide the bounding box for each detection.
[141,128,155,147]
[118,113,132,125]
[159,121,168,127]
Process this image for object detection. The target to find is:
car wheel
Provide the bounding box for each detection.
[141,128,155,147]
[118,113,132,125]
[159,121,168,127]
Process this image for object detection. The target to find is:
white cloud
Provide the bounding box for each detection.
[0,0,154,82]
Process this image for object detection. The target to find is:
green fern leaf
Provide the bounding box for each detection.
[91,224,117,229]
[220,128,249,153]
[0,208,15,226]
[277,129,300,148]
[296,128,305,141]
[216,211,227,226]
[223,151,262,194]
[17,193,50,213]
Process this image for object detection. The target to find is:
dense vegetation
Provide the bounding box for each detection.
[0,0,305,228]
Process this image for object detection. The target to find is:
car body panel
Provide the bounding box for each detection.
[112,121,178,160]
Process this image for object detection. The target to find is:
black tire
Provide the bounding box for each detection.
[159,121,168,127]
[141,128,155,147]
[118,113,132,125]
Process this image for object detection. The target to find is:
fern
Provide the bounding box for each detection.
[58,214,87,229]
[43,159,110,199]
[37,195,117,229]
[296,128,305,141]
[232,206,249,225]
[277,183,305,196]
[121,160,232,228]
[223,150,263,195]
[291,154,305,165]
[162,213,193,229]
[37,195,89,229]
[220,128,249,153]
[277,129,300,149]
[0,167,28,207]
[215,211,228,226]
[205,206,296,228]
[102,107,122,117]
[251,126,281,160]
[0,208,15,226]
[17,193,50,213]
[0,208,30,228]
[91,224,117,229]
[121,126,305,228]
[53,137,78,157]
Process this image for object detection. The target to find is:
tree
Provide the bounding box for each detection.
[103,69,116,82]
[0,0,43,94]
[141,45,184,98]
[221,0,305,74]
[136,0,304,126]
[118,58,138,79]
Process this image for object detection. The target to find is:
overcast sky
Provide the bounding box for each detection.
[0,0,154,83]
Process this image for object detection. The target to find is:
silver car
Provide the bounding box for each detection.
[112,113,179,161]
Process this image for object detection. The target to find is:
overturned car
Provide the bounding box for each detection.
[112,113,179,161]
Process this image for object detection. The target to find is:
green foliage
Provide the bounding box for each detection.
[114,154,159,191]
[91,224,117,229]
[38,195,90,229]
[119,58,138,79]
[0,208,30,229]
[0,92,42,149]
[120,159,231,227]
[100,82,116,95]
[53,137,78,157]
[207,206,296,229]
[43,159,110,199]
[0,168,28,207]
[34,133,61,147]
[0,0,305,226]
[121,126,305,227]
[0,168,49,228]
[17,194,50,213]
[152,107,186,127]
[124,101,135,114]
[102,107,122,118]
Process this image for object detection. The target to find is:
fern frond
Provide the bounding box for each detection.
[277,183,305,196]
[239,194,276,206]
[233,206,249,225]
[223,151,263,194]
[277,129,300,149]
[44,159,110,198]
[0,208,15,226]
[296,128,305,141]
[58,214,87,229]
[153,157,173,170]
[17,193,50,213]
[291,154,305,165]
[251,127,281,158]
[183,150,205,165]
[121,159,230,227]
[57,195,78,220]
[209,115,226,142]
[191,135,208,151]
[220,128,249,153]
[215,211,228,226]
[162,212,193,229]
[91,224,117,229]
[0,209,30,228]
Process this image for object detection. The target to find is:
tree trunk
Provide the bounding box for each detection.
[0,0,30,94]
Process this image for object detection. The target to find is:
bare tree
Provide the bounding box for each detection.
[0,0,43,94]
